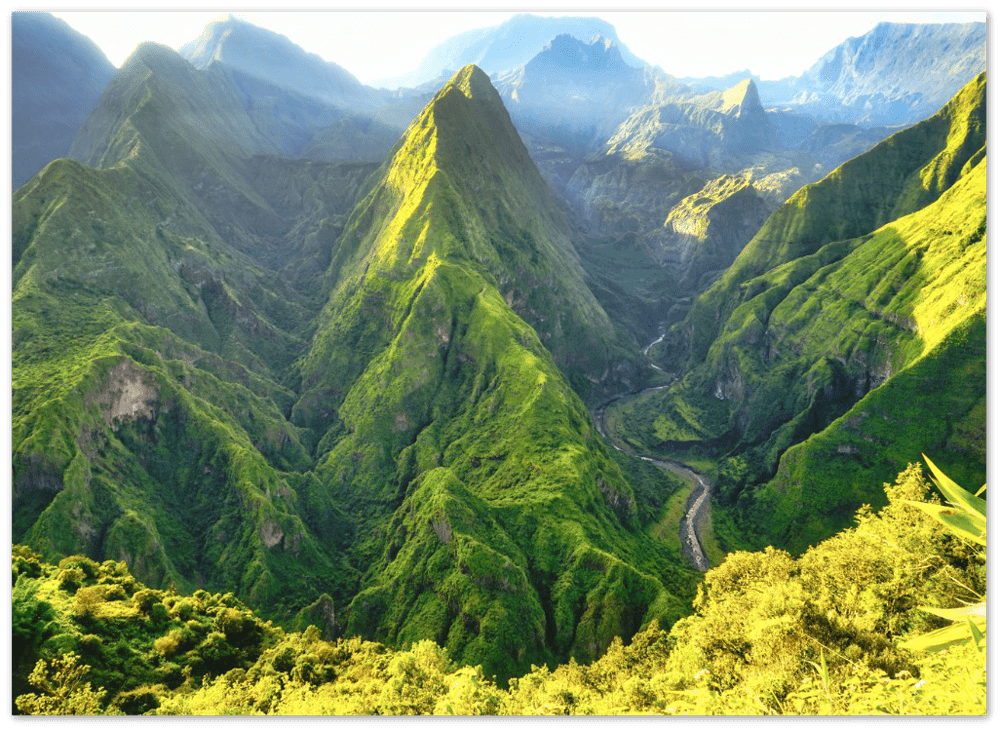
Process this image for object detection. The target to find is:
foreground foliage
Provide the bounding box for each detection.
[12,462,984,715]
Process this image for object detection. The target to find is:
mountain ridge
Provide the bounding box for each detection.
[625,72,987,551]
[12,11,115,190]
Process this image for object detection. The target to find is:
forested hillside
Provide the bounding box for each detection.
[12,461,985,714]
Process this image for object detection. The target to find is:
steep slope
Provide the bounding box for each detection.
[626,73,987,550]
[70,43,377,277]
[11,11,115,190]
[12,43,380,622]
[791,22,987,125]
[294,66,693,680]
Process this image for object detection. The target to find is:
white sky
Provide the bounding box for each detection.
[38,3,988,86]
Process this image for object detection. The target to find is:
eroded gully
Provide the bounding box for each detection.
[592,333,712,572]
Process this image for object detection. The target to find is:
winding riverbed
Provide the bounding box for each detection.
[592,335,712,571]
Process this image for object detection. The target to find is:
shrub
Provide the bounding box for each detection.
[15,652,107,715]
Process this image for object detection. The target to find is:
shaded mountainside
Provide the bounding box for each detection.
[13,43,388,627]
[13,55,696,684]
[179,14,390,112]
[623,73,987,551]
[11,11,115,191]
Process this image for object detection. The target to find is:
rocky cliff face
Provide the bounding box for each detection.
[797,22,987,125]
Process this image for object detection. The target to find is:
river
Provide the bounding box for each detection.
[592,332,712,571]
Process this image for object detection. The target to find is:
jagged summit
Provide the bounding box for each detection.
[526,33,630,77]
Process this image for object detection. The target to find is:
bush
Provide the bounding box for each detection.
[15,653,107,715]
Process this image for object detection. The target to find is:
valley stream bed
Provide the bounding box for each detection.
[592,351,712,572]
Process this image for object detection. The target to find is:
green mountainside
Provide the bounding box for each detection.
[14,43,389,623]
[13,55,694,683]
[292,66,690,678]
[10,15,988,713]
[619,73,986,551]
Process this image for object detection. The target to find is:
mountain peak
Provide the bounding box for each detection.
[122,41,189,73]
[721,77,762,115]
[446,64,496,101]
[179,14,372,109]
[718,78,769,123]
[533,33,628,71]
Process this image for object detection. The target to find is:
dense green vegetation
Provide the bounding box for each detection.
[12,461,985,715]
[12,56,693,683]
[291,65,691,679]
[619,73,987,552]
[10,22,987,714]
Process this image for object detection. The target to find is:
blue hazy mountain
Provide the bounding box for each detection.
[683,22,986,126]
[179,14,392,112]
[376,13,645,89]
[11,11,115,190]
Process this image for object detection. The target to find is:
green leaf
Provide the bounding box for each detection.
[919,602,986,621]
[902,501,985,546]
[901,621,980,653]
[923,454,986,517]
[967,618,985,652]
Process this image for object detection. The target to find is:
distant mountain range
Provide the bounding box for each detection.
[374,13,645,89]
[683,22,986,126]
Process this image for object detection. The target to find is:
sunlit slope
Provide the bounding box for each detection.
[627,74,986,550]
[295,66,692,680]
[674,73,985,368]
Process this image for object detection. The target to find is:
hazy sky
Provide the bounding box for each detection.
[44,4,989,86]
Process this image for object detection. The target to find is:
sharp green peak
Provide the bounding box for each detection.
[444,64,497,101]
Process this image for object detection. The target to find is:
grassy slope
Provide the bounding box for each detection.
[295,66,696,680]
[672,73,986,369]
[614,74,986,551]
